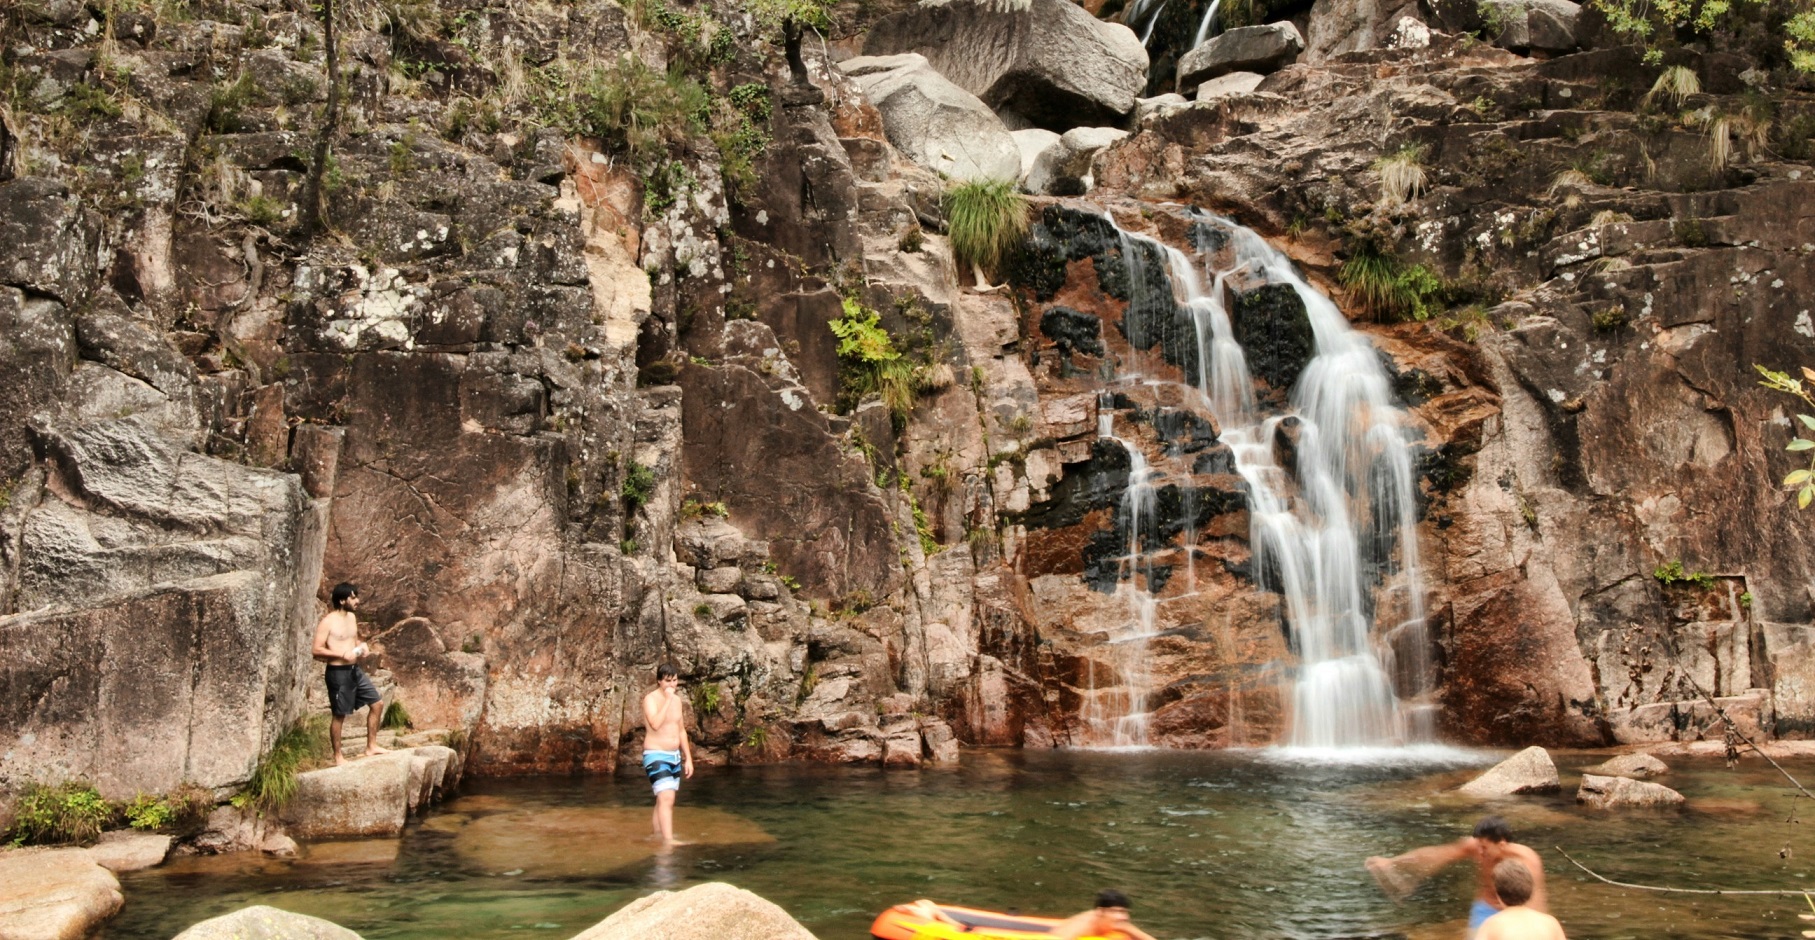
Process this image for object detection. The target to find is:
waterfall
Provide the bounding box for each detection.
[1140,3,1168,48]
[1079,404,1159,746]
[1192,0,1221,49]
[1083,210,1429,749]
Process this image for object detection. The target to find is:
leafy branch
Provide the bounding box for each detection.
[1756,364,1815,508]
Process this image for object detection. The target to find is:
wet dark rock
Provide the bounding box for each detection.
[1141,406,1218,454]
[1272,415,1303,474]
[1192,443,1237,475]
[1230,282,1313,392]
[1040,306,1106,357]
[1016,438,1132,531]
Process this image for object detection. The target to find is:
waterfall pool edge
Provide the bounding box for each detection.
[105,747,1815,940]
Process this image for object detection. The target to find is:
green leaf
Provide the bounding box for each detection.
[1801,485,1814,510]
[1790,469,1814,486]
[1790,438,1815,452]
[1799,414,1815,431]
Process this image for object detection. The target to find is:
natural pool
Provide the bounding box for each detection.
[108,748,1815,939]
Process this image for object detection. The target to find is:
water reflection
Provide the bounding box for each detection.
[109,749,1815,940]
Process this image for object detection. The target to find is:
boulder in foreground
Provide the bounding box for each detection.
[1577,774,1686,809]
[171,905,363,939]
[571,882,818,940]
[1458,746,1559,797]
[0,846,123,940]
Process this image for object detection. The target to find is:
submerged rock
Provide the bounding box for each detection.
[1577,773,1685,809]
[453,806,775,879]
[0,847,123,940]
[573,882,818,940]
[1581,753,1669,779]
[1459,746,1560,797]
[863,0,1149,130]
[171,905,363,939]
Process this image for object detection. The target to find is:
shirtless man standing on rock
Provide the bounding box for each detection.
[1367,816,1548,938]
[641,663,694,845]
[311,582,388,766]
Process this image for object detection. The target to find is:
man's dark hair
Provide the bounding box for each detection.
[656,663,679,680]
[1473,816,1512,843]
[1095,889,1131,910]
[331,582,358,610]
[1492,859,1534,906]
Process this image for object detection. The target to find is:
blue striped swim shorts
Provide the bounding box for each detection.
[643,750,683,795]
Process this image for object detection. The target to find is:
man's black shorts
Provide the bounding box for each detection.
[325,664,382,717]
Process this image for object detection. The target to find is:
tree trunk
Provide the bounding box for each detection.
[301,0,343,235]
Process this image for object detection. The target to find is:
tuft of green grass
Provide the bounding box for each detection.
[621,461,656,514]
[7,782,111,846]
[1339,241,1443,322]
[232,716,329,816]
[381,699,413,731]
[1372,144,1427,208]
[943,179,1028,280]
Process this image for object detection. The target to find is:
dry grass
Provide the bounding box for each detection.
[1373,144,1427,209]
[1589,209,1634,227]
[1645,65,1700,109]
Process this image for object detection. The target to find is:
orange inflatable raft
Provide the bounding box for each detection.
[870,901,1129,940]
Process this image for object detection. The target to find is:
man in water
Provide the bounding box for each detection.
[310,582,388,766]
[641,663,694,844]
[1052,890,1158,940]
[1476,860,1566,940]
[1366,816,1548,938]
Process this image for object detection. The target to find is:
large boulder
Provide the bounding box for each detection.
[0,847,123,940]
[862,0,1148,130]
[278,746,458,839]
[1479,0,1580,52]
[840,55,1022,182]
[1577,774,1686,809]
[1582,753,1669,779]
[171,905,363,940]
[1024,127,1128,196]
[571,882,818,940]
[1176,22,1305,90]
[1459,746,1560,797]
[1303,0,1426,62]
[1012,128,1063,181]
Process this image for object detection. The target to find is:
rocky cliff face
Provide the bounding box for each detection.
[1,0,1812,815]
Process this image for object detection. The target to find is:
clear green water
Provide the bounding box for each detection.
[109,748,1815,939]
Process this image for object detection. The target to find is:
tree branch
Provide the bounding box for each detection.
[1557,846,1815,897]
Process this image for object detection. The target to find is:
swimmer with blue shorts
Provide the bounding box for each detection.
[640,663,694,844]
[1366,816,1549,938]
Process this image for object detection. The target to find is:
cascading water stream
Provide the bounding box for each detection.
[1079,406,1160,746]
[1192,0,1221,48]
[1080,208,1430,749]
[1140,4,1168,47]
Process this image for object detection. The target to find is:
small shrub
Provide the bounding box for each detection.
[898,223,925,253]
[1373,143,1427,208]
[1339,241,1443,322]
[742,726,769,749]
[233,716,329,815]
[621,537,640,554]
[1654,559,1716,589]
[1589,209,1634,228]
[8,782,111,846]
[691,682,722,714]
[621,461,656,513]
[694,601,714,617]
[681,497,729,520]
[1590,306,1629,331]
[943,179,1028,282]
[381,699,413,731]
[779,573,801,591]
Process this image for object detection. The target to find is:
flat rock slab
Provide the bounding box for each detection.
[0,846,123,940]
[572,882,816,940]
[1176,22,1304,90]
[87,831,173,872]
[171,904,363,939]
[1581,753,1669,779]
[1577,773,1686,809]
[452,806,774,878]
[280,745,457,839]
[1459,746,1559,797]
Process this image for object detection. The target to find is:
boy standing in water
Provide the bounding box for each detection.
[310,582,388,766]
[1366,816,1548,938]
[641,663,694,844]
[1476,860,1566,940]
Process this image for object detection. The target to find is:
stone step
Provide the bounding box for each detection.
[278,744,463,840]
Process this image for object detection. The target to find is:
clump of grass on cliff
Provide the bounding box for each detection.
[1372,144,1427,209]
[7,781,111,846]
[1339,240,1443,322]
[944,178,1028,286]
[233,716,329,815]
